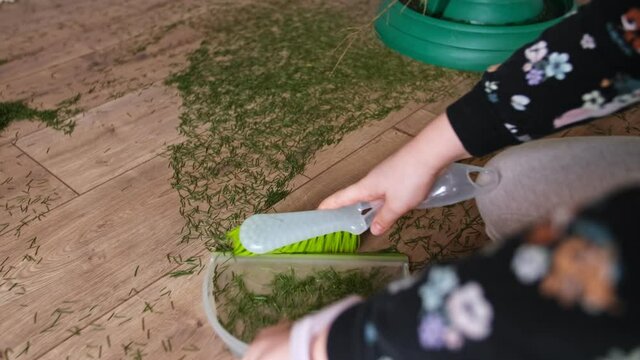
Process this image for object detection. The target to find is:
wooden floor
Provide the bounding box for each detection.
[1,1,639,359]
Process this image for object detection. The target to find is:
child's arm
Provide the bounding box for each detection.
[244,0,640,358]
[319,113,469,235]
[245,188,640,360]
[324,188,640,360]
[321,0,640,235]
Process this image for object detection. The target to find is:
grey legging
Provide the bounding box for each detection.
[476,136,640,241]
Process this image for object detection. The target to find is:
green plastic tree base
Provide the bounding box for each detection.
[437,0,545,26]
[375,0,576,72]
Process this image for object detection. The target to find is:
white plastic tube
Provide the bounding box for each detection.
[240,163,500,254]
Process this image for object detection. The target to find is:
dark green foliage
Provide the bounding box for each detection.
[167,0,464,251]
[214,267,391,342]
[0,95,81,134]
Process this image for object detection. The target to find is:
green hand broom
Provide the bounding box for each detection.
[229,163,500,255]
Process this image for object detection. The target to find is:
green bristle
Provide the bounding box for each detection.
[227,226,360,256]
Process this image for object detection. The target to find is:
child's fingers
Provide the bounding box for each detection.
[318,183,376,210]
[370,201,409,235]
[243,322,291,360]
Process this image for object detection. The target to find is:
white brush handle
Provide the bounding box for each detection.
[239,202,370,254]
[240,163,499,254]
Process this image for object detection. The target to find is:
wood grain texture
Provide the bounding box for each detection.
[275,129,412,212]
[0,156,201,359]
[0,23,202,110]
[0,0,133,41]
[302,102,423,179]
[0,0,207,84]
[421,77,476,115]
[359,199,490,265]
[299,74,473,180]
[6,0,637,358]
[40,267,234,360]
[16,86,183,194]
[0,144,76,237]
[288,174,311,193]
[394,108,438,136]
[0,121,46,147]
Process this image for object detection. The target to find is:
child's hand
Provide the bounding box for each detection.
[319,113,470,235]
[243,322,292,360]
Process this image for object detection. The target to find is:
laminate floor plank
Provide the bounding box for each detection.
[0,157,200,359]
[16,86,183,194]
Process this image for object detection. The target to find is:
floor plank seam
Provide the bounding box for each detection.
[12,143,80,196]
[390,105,425,128]
[0,148,169,238]
[303,110,421,181]
[73,149,170,196]
[36,247,210,360]
[8,80,180,142]
[0,191,77,238]
[0,5,208,86]
[392,126,415,138]
[422,109,438,117]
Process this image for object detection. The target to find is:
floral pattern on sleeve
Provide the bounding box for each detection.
[328,187,639,360]
[511,215,622,314]
[522,41,574,86]
[606,7,640,56]
[416,266,493,351]
[553,73,640,128]
[475,5,640,150]
[581,33,597,49]
[484,81,499,103]
[621,8,640,53]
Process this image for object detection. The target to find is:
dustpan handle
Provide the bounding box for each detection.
[416,163,500,209]
[360,163,500,227]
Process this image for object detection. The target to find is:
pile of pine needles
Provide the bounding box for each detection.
[0,95,81,134]
[167,0,464,252]
[213,266,392,342]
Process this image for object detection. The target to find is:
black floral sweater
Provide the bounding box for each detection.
[448,0,640,156]
[326,1,640,359]
[328,187,639,359]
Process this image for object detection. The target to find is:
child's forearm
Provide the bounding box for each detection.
[319,112,471,235]
[409,112,471,169]
[446,0,640,157]
[311,327,330,360]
